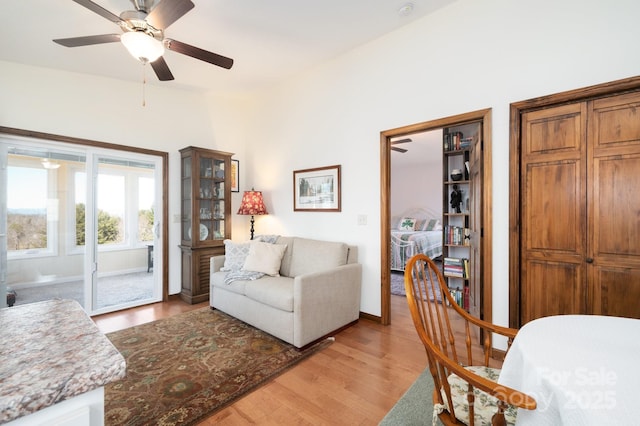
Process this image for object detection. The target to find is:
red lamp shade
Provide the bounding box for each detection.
[237,190,268,216]
[237,190,267,240]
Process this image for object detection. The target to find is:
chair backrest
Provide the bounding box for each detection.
[404,254,481,366]
[403,254,536,426]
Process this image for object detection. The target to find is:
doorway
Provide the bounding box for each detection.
[0,127,168,314]
[380,109,493,325]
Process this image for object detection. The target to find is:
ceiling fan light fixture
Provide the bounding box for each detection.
[121,31,164,62]
[41,159,61,169]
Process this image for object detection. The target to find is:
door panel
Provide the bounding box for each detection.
[588,93,640,319]
[591,92,640,147]
[520,104,587,324]
[468,127,482,318]
[526,104,583,154]
[593,267,640,317]
[522,260,585,322]
[90,154,162,314]
[593,156,640,257]
[525,162,582,253]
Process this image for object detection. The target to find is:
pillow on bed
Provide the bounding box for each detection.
[425,219,439,231]
[415,218,427,231]
[398,217,417,231]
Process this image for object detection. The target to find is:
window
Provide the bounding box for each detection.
[7,162,57,257]
[72,167,154,249]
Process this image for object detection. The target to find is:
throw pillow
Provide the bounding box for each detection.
[426,219,439,231]
[398,217,416,231]
[220,238,260,272]
[242,241,288,276]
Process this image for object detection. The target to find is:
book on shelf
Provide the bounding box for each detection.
[444,226,471,245]
[443,257,469,279]
[463,286,470,311]
[459,137,473,149]
[447,286,468,310]
[448,287,462,308]
[444,131,464,151]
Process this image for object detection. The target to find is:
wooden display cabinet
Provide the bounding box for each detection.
[179,146,233,303]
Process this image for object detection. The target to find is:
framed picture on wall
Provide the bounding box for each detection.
[293,165,341,212]
[231,159,239,192]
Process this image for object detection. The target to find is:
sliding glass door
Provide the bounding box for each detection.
[0,135,163,315]
[90,153,162,313]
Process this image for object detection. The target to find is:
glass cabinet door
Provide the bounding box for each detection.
[182,154,192,242]
[196,154,225,244]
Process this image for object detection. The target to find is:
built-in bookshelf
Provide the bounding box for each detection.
[442,122,481,312]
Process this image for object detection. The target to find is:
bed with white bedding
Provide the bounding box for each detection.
[390,207,443,271]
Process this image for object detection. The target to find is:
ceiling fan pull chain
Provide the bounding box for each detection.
[142,61,147,107]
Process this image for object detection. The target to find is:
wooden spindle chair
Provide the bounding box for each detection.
[403,254,536,426]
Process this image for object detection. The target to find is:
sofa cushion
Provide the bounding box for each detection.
[244,276,294,312]
[276,236,295,277]
[220,239,258,272]
[211,271,246,295]
[288,238,348,277]
[242,241,288,276]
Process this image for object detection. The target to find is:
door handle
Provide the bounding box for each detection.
[586,258,594,263]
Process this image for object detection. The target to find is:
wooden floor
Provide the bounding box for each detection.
[92,294,488,425]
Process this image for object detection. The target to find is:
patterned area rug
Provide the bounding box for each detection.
[105,308,332,425]
[390,271,407,296]
[390,269,443,303]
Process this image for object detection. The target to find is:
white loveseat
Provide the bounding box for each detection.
[210,236,362,348]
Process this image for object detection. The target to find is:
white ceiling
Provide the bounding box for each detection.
[0,0,456,97]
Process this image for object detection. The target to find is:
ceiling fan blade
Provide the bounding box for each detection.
[165,39,234,69]
[391,147,408,153]
[53,34,121,47]
[391,138,412,145]
[147,0,194,30]
[150,57,175,81]
[72,0,123,24]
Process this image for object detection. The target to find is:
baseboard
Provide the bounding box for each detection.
[359,311,382,323]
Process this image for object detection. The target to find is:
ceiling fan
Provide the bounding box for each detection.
[391,138,412,153]
[53,0,234,81]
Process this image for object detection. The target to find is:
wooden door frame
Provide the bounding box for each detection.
[508,75,640,328]
[380,109,493,325]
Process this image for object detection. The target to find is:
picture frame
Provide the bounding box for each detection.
[293,165,341,212]
[231,159,239,192]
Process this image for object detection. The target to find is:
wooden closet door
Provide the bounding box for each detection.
[588,92,640,318]
[520,103,588,324]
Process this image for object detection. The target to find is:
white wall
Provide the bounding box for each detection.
[391,162,442,218]
[242,0,640,319]
[2,0,639,322]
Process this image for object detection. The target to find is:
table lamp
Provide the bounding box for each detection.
[237,189,268,240]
